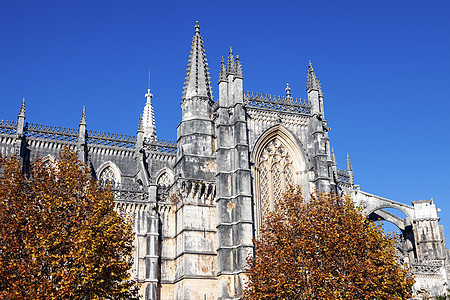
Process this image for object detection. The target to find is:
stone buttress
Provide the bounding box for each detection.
[215,49,253,298]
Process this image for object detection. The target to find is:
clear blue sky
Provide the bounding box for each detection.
[1,0,449,236]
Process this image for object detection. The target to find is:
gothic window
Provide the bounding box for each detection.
[157,172,171,186]
[257,138,296,222]
[42,156,57,169]
[99,166,117,186]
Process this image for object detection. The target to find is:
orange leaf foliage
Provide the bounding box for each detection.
[0,148,138,299]
[243,187,414,300]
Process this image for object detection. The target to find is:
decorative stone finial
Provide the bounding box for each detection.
[285,83,291,97]
[145,88,153,103]
[194,21,200,35]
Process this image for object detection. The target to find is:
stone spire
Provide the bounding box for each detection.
[182,21,212,100]
[143,87,156,141]
[219,57,227,83]
[307,60,321,92]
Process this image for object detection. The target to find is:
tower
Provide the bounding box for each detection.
[164,21,218,299]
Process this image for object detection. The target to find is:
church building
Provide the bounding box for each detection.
[0,22,448,299]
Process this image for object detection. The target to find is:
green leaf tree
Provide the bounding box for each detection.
[243,187,414,300]
[0,149,138,299]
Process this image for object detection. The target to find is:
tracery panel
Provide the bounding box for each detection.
[256,137,298,223]
[99,166,117,185]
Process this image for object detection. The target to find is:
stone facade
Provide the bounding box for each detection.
[0,22,448,299]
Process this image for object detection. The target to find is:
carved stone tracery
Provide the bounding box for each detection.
[258,138,296,221]
[99,166,117,185]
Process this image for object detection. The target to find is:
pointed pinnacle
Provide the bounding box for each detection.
[346,153,352,171]
[18,97,25,117]
[227,47,235,76]
[307,60,321,92]
[235,55,243,78]
[80,106,86,125]
[331,148,336,164]
[219,56,227,82]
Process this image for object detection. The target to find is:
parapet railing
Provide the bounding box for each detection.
[336,168,350,183]
[0,120,177,154]
[244,91,311,115]
[25,123,79,143]
[87,130,136,149]
[144,138,177,154]
[100,181,150,203]
[0,120,18,136]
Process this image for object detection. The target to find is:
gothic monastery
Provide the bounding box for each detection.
[0,22,448,299]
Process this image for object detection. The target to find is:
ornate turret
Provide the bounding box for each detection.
[143,86,156,142]
[182,21,212,102]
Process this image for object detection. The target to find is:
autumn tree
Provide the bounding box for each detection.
[243,187,414,300]
[0,149,138,299]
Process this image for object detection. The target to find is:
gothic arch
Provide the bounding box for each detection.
[252,125,310,232]
[155,167,174,187]
[97,161,122,186]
